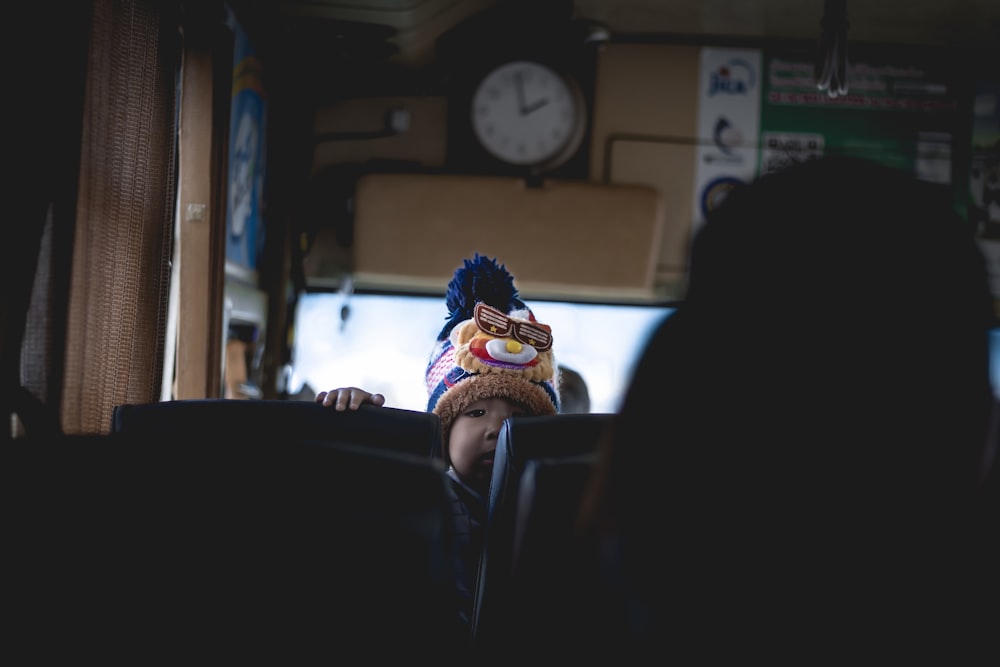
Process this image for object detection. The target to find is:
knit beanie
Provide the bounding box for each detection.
[426,254,560,463]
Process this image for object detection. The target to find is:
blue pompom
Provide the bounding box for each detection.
[437,253,522,340]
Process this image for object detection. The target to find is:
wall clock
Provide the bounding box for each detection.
[469,60,586,173]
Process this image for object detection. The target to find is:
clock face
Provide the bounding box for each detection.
[470,60,585,170]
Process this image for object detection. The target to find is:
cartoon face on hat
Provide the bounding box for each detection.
[426,255,560,462]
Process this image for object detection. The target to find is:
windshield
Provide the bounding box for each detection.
[289,293,673,412]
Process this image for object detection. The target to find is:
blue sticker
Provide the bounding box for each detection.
[700,176,745,220]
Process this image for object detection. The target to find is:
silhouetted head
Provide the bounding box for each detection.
[557,365,591,413]
[639,156,995,478]
[588,157,998,654]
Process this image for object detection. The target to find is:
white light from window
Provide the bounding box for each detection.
[290,293,672,413]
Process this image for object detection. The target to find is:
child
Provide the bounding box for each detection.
[316,254,561,630]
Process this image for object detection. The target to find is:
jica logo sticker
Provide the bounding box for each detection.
[707,58,756,96]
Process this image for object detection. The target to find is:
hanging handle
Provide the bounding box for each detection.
[816,0,849,98]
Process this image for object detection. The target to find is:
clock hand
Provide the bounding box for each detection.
[523,98,550,115]
[515,71,528,115]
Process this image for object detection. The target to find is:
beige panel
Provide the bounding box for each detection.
[609,140,696,298]
[350,174,665,301]
[311,96,449,173]
[589,42,701,298]
[589,43,701,182]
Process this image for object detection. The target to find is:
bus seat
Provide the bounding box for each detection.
[510,454,597,582]
[111,398,443,459]
[495,453,623,660]
[2,432,464,660]
[470,413,613,650]
[191,442,464,658]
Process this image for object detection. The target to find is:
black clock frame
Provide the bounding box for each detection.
[446,46,596,181]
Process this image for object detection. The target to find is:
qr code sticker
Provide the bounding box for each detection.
[761,132,825,175]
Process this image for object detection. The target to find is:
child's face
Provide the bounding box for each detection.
[449,397,530,496]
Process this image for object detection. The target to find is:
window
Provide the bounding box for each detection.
[289,293,673,413]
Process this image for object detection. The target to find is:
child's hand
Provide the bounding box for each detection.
[315,387,386,411]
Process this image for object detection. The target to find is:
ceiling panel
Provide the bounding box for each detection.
[269,0,1000,69]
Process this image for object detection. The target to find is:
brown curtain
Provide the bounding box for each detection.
[60,0,179,434]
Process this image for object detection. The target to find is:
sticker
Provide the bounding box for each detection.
[700,176,745,219]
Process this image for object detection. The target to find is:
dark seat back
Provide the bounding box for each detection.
[470,413,612,650]
[6,419,463,661]
[500,454,620,659]
[510,454,597,583]
[111,398,443,459]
